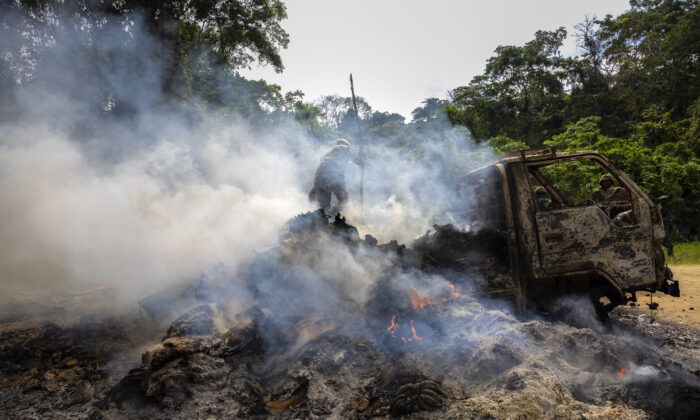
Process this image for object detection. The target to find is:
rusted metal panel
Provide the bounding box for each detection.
[534,202,655,290]
[507,162,544,278]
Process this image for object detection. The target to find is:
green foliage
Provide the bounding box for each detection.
[411,98,449,123]
[543,117,700,238]
[664,241,700,265]
[488,136,527,154]
[538,159,608,206]
[2,0,289,105]
[597,0,700,122]
[635,109,688,148]
[120,0,289,72]
[314,94,374,135]
[448,28,568,145]
[449,0,699,143]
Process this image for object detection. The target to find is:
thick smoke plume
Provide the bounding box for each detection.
[0,15,481,308]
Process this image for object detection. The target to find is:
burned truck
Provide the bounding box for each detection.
[456,147,680,314]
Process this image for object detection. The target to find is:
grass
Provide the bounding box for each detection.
[664,241,700,265]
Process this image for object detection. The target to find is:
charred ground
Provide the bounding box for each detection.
[1,213,698,419]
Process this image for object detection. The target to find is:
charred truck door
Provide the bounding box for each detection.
[526,155,656,301]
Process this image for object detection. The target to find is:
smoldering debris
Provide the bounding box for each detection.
[2,214,698,419]
[412,224,514,289]
[0,315,156,416]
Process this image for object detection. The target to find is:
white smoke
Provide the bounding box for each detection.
[0,13,485,308]
[0,114,311,300]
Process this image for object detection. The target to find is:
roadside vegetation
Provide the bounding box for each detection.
[666,242,700,265]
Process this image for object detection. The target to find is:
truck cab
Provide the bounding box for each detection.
[458,148,679,313]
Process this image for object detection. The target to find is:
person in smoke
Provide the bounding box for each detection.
[593,174,635,225]
[309,138,363,215]
[592,174,631,204]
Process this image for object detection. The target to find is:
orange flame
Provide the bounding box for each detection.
[450,284,460,298]
[388,316,422,343]
[406,320,422,342]
[408,286,433,309]
[386,314,399,338]
[617,367,627,379]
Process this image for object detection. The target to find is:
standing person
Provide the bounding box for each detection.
[592,174,631,204]
[309,138,362,215]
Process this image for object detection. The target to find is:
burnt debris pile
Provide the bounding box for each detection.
[1,212,699,419]
[0,317,150,417]
[412,224,513,290]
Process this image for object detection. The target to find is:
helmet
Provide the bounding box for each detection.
[534,186,547,196]
[336,138,351,147]
[599,174,614,186]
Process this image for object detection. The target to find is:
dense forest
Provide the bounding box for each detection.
[1,0,698,240]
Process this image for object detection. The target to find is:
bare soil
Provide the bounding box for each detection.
[626,265,700,329]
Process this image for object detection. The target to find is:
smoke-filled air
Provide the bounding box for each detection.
[0,13,481,301]
[1,1,699,419]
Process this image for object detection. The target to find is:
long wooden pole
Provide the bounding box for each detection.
[349,73,364,210]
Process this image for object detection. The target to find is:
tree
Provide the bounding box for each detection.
[366,111,406,142]
[411,98,449,123]
[448,28,568,145]
[597,0,700,122]
[1,0,290,105]
[315,94,372,128]
[563,16,625,135]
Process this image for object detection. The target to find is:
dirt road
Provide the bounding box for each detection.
[627,265,700,329]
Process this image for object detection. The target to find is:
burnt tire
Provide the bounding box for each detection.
[390,379,447,417]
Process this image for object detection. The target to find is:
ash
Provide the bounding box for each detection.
[1,213,698,419]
